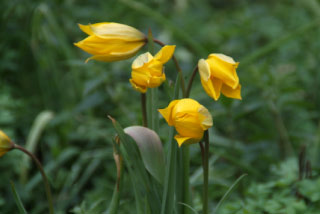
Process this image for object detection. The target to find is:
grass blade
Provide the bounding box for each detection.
[213,174,247,214]
[10,181,28,214]
[109,117,161,214]
[161,72,181,214]
[178,202,199,214]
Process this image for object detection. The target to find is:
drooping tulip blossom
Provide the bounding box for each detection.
[130,45,175,93]
[158,98,212,147]
[198,54,241,100]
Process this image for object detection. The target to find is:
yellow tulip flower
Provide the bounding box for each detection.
[130,45,176,93]
[158,98,212,147]
[0,130,14,157]
[198,54,241,100]
[74,22,147,62]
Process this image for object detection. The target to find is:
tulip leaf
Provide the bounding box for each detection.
[10,181,28,214]
[213,174,248,214]
[124,126,165,184]
[161,72,181,214]
[105,150,123,214]
[109,116,161,214]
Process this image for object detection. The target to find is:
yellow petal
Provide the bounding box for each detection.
[154,45,176,64]
[158,100,180,126]
[132,52,153,69]
[148,73,166,88]
[207,54,239,89]
[221,83,242,100]
[83,42,146,62]
[89,22,145,41]
[75,35,145,56]
[174,135,201,147]
[172,98,200,116]
[172,99,204,139]
[198,59,211,81]
[174,112,204,139]
[198,105,213,130]
[147,60,164,75]
[131,68,151,86]
[212,53,236,64]
[200,77,222,101]
[78,23,110,36]
[130,79,147,93]
[78,24,94,35]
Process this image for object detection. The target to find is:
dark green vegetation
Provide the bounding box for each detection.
[1,0,320,213]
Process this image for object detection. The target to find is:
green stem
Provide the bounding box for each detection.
[182,145,190,214]
[186,65,198,98]
[141,93,148,127]
[202,131,209,214]
[153,39,186,97]
[14,144,54,214]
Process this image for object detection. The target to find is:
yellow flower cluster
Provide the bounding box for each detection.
[75,22,242,147]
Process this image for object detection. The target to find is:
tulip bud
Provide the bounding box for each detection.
[74,22,147,62]
[0,130,14,157]
[129,45,175,93]
[198,53,241,101]
[158,99,213,147]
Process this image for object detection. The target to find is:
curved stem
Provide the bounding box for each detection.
[14,144,54,214]
[153,39,186,97]
[186,65,198,98]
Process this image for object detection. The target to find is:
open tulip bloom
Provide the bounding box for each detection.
[74,22,147,62]
[130,45,176,93]
[198,53,241,100]
[158,98,213,147]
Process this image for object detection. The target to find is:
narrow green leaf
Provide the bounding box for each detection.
[178,202,199,214]
[109,117,161,214]
[10,181,28,214]
[213,174,247,214]
[106,160,123,214]
[147,89,153,129]
[151,88,159,133]
[161,72,181,214]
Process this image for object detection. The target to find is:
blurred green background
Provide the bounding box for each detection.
[1,0,320,213]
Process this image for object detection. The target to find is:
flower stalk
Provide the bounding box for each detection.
[186,65,198,98]
[13,144,54,214]
[201,130,209,214]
